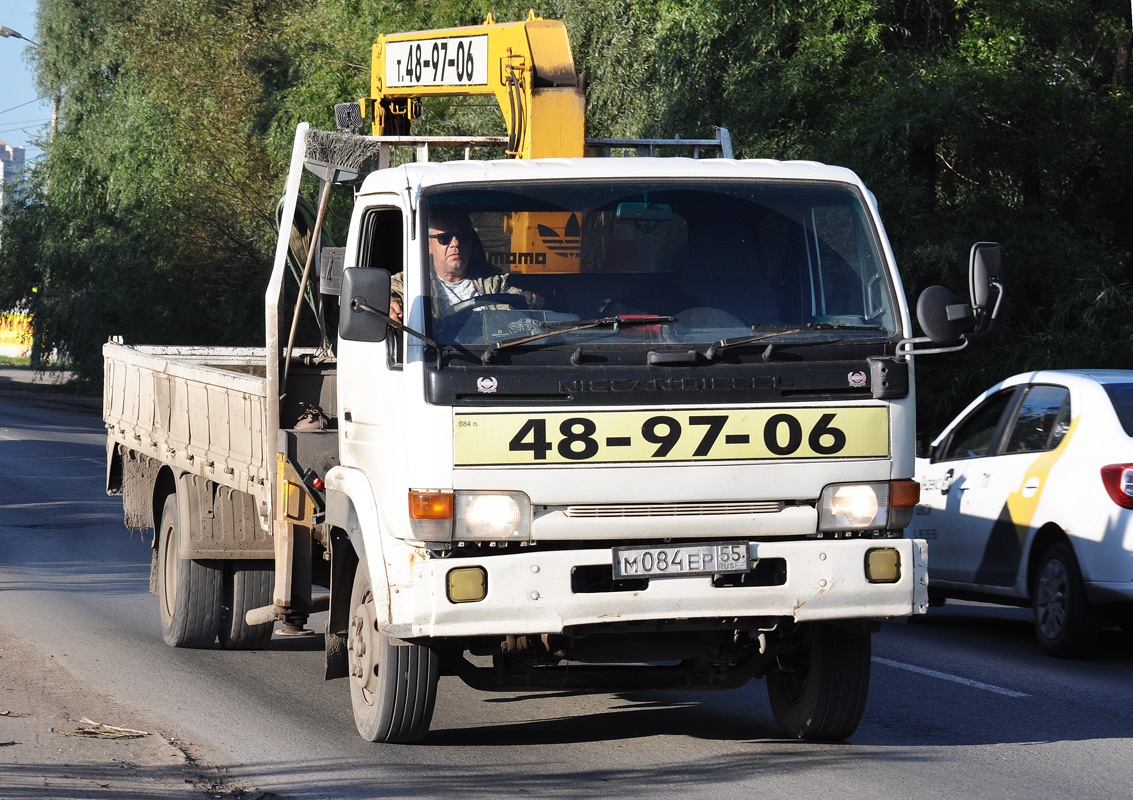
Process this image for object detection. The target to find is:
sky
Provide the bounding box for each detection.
[0,0,49,165]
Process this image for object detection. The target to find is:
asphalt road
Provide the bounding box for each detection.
[1,389,1132,799]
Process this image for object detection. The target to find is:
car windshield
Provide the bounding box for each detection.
[421,181,898,349]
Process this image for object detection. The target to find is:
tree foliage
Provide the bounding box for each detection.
[0,0,1129,428]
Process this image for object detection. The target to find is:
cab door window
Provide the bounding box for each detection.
[359,207,405,365]
[1002,384,1071,453]
[940,390,1016,461]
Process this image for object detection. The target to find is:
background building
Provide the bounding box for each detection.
[0,138,26,215]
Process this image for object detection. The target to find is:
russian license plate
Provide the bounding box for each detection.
[613,542,750,579]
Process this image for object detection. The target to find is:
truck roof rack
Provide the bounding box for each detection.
[302,127,733,180]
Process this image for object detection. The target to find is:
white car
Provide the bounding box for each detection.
[910,369,1133,657]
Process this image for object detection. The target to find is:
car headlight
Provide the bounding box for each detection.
[454,491,531,541]
[819,482,889,531]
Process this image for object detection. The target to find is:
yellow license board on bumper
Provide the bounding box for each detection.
[454,407,889,466]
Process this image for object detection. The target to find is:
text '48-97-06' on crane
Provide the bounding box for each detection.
[103,12,1003,745]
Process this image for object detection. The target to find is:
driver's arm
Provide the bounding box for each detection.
[389,271,405,322]
[491,273,544,310]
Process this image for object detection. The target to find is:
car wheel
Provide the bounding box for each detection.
[1032,541,1100,658]
[765,622,871,740]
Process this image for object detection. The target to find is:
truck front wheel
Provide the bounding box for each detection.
[765,622,871,740]
[347,562,438,743]
[157,493,223,648]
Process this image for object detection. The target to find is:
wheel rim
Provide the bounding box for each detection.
[348,587,381,700]
[161,519,177,619]
[1035,557,1069,640]
[776,631,812,704]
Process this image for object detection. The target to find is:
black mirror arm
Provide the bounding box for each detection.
[351,298,447,369]
[971,279,1005,335]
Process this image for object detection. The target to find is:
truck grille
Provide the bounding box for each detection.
[563,501,783,518]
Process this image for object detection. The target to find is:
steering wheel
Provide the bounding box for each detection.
[447,292,528,315]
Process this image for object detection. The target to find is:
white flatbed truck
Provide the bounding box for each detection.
[104,15,1002,743]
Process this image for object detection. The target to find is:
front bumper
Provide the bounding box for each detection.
[386,538,929,639]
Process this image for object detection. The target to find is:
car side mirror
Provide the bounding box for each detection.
[968,242,1003,334]
[339,267,392,343]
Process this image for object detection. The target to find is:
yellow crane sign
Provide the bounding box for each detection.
[361,12,586,159]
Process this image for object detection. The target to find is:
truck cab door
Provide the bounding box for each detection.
[336,199,411,525]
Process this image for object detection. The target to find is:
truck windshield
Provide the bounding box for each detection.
[421,181,897,349]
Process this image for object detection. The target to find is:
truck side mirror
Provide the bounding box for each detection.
[339,267,392,343]
[915,285,973,344]
[968,242,1003,334]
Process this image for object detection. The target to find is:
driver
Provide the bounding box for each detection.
[389,210,542,322]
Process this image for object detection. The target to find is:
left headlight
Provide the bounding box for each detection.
[454,491,532,542]
[819,482,888,531]
[817,480,920,532]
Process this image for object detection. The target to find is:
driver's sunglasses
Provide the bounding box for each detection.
[428,228,475,246]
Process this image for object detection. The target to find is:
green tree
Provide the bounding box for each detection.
[0,0,284,379]
[0,0,1129,435]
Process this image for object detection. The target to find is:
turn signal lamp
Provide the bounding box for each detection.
[408,491,453,541]
[1101,464,1133,509]
[888,479,921,529]
[865,548,901,583]
[447,567,487,603]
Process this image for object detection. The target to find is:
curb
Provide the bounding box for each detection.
[0,381,103,414]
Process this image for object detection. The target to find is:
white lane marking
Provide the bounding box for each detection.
[872,656,1028,698]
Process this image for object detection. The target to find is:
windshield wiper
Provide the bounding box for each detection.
[809,322,887,332]
[480,315,673,365]
[703,323,887,361]
[703,328,804,361]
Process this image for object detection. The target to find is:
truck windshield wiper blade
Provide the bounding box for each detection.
[809,322,887,332]
[703,328,806,361]
[481,315,673,365]
[703,323,887,361]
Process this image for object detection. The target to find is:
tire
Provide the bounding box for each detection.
[766,622,871,741]
[157,493,223,648]
[219,560,275,650]
[348,561,438,743]
[1032,541,1100,658]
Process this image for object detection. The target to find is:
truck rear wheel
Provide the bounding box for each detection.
[766,622,871,740]
[348,562,438,743]
[157,493,223,648]
[219,560,275,650]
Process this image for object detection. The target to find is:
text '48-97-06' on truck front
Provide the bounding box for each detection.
[102,13,1003,745]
